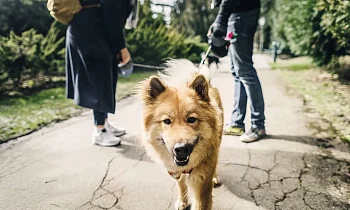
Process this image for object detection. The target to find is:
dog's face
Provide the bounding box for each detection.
[140,75,219,170]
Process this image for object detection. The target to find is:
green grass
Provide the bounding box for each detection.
[0,70,157,142]
[0,88,82,142]
[273,56,350,143]
[271,57,315,71]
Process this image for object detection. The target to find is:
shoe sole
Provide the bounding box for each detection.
[114,131,126,137]
[224,132,245,136]
[92,135,122,147]
[240,134,267,143]
[94,141,121,147]
[223,129,245,136]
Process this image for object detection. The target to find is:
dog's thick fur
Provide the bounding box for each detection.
[139,60,223,210]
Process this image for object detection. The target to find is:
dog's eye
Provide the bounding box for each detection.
[163,119,172,125]
[187,117,197,123]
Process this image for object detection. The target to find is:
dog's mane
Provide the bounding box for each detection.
[158,59,212,87]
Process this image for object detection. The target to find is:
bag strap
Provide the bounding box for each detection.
[81,3,100,10]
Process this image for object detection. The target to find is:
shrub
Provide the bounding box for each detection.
[126,19,207,65]
[182,36,208,63]
[265,0,350,66]
[0,22,64,93]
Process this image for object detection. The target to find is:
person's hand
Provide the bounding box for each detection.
[212,23,227,38]
[117,48,131,64]
[208,22,227,39]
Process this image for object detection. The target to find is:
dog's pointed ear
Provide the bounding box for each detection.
[144,76,167,102]
[189,74,209,102]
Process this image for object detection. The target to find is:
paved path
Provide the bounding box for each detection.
[0,55,349,210]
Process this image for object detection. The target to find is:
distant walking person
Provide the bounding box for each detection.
[210,0,266,142]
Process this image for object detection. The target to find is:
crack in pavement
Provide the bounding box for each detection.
[273,188,299,210]
[331,165,346,197]
[77,148,348,210]
[254,151,279,190]
[269,151,279,188]
[220,150,282,207]
[252,152,305,210]
[299,154,317,210]
[77,145,146,210]
[50,203,62,208]
[110,186,126,210]
[82,185,126,210]
[250,187,259,207]
[332,179,345,197]
[112,150,146,179]
[221,151,279,189]
[110,187,127,210]
[96,188,120,210]
[219,150,329,209]
[272,153,311,210]
[45,179,57,184]
[221,162,268,175]
[302,191,324,210]
[241,149,251,182]
[102,177,115,188]
[78,156,118,210]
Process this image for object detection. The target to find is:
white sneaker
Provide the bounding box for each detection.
[92,128,121,147]
[240,127,267,143]
[105,122,126,137]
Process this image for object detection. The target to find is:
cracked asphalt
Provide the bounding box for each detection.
[0,55,349,210]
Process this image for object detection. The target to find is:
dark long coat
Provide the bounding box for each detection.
[65,0,131,114]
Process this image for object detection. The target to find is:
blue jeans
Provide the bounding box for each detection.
[228,8,265,129]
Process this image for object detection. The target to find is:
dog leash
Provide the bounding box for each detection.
[133,63,164,70]
[117,46,212,72]
[197,46,212,72]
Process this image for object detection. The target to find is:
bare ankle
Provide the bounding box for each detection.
[96,125,104,129]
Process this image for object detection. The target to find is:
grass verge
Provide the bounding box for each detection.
[0,70,157,143]
[272,56,350,143]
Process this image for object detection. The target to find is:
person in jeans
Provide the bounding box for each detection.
[66,0,134,146]
[211,0,266,142]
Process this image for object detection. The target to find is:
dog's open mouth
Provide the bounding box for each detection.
[172,136,200,166]
[174,155,190,166]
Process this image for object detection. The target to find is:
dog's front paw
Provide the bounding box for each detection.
[175,200,190,210]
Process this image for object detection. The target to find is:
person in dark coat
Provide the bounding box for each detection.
[210,0,266,143]
[66,0,133,146]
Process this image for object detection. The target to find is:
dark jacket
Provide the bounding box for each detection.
[213,0,260,12]
[82,0,131,54]
[65,0,132,113]
[226,0,260,13]
[215,0,260,26]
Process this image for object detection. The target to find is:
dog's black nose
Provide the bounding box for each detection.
[173,143,192,157]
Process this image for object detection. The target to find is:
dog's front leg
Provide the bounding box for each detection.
[175,174,189,210]
[190,176,213,210]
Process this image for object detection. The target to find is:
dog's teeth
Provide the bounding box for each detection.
[174,156,189,162]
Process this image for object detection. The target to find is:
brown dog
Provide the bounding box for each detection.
[139,60,223,210]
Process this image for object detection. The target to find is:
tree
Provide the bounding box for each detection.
[0,0,53,36]
[0,22,64,92]
[171,0,218,41]
[263,0,350,65]
[125,0,206,65]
